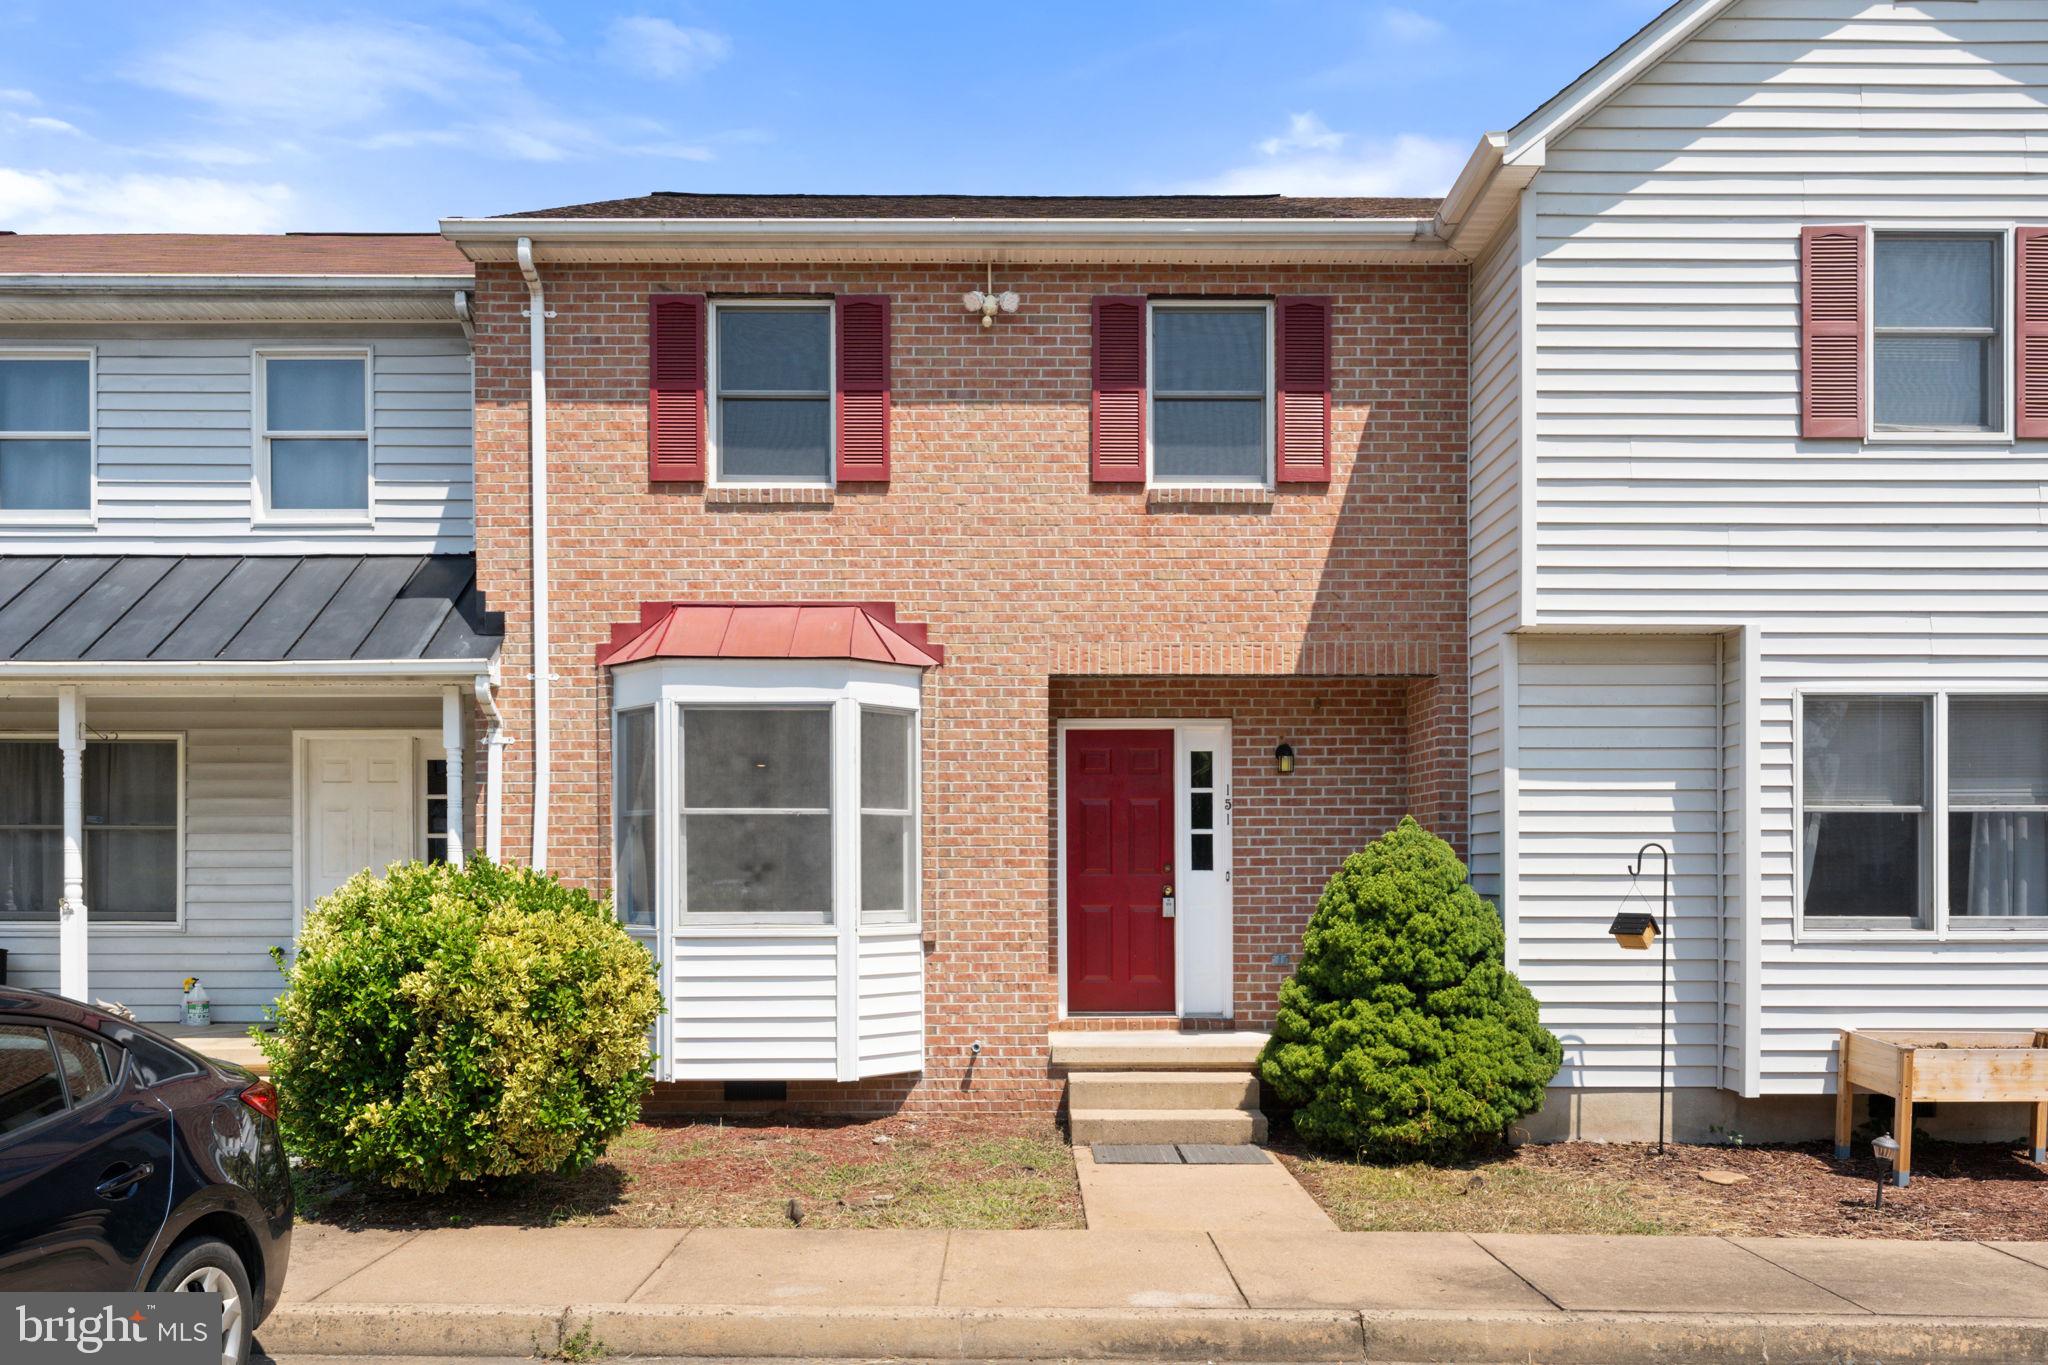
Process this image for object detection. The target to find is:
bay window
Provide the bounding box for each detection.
[681,708,834,922]
[1801,692,2048,933]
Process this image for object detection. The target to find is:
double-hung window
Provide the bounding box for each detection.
[0,738,181,926]
[259,351,371,515]
[681,707,834,922]
[711,302,832,484]
[1801,692,2048,933]
[1873,233,2004,434]
[0,353,91,516]
[1149,301,1271,485]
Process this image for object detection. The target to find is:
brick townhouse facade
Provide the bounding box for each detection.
[446,195,1468,1116]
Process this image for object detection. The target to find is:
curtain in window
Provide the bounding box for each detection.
[0,742,59,923]
[1950,697,2048,919]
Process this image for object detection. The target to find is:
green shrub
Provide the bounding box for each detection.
[1260,817,1561,1161]
[258,858,661,1193]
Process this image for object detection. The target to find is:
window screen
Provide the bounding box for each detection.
[1151,306,1267,483]
[860,709,914,924]
[614,707,656,928]
[1873,235,2003,431]
[0,357,90,512]
[716,307,832,482]
[264,356,369,511]
[681,708,832,920]
[1802,695,1927,922]
[1950,697,2048,920]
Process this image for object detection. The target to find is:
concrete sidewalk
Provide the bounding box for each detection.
[260,1222,2048,1362]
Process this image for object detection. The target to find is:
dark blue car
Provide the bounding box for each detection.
[0,988,292,1365]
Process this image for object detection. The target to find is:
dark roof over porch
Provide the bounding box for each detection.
[0,554,502,663]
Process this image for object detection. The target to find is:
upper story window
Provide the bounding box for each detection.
[0,354,91,516]
[1874,234,2004,433]
[711,301,832,485]
[259,351,370,515]
[1150,301,1271,485]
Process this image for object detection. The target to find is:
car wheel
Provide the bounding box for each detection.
[147,1237,252,1365]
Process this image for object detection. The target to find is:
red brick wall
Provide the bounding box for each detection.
[470,260,1468,1116]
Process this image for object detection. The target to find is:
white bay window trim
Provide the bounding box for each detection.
[251,345,376,525]
[1795,686,2048,942]
[611,658,924,1082]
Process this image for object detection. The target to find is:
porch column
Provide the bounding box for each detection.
[57,686,87,1001]
[441,685,465,867]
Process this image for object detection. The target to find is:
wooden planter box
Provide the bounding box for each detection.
[1835,1029,2048,1186]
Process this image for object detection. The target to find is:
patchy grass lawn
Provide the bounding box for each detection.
[296,1115,1082,1232]
[1278,1130,2048,1240]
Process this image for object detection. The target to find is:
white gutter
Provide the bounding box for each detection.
[474,669,510,863]
[517,236,552,871]
[453,289,474,341]
[0,658,490,679]
[0,273,472,292]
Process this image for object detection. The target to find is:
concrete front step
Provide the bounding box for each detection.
[1070,1107,1268,1145]
[1067,1069,1259,1112]
[1050,1029,1269,1071]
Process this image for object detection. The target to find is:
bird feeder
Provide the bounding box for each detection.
[1607,911,1660,951]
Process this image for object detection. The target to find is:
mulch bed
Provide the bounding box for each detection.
[297,1114,1083,1231]
[1518,1138,2048,1240]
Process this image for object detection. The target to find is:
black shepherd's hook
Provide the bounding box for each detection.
[1628,842,1672,1154]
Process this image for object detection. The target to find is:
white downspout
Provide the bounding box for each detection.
[474,669,509,863]
[516,237,552,870]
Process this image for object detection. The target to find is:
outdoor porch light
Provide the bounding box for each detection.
[1872,1132,1901,1209]
[1274,743,1295,775]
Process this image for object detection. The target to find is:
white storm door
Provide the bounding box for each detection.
[300,735,418,918]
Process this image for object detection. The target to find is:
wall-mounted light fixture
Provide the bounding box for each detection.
[962,264,1020,329]
[1274,743,1295,775]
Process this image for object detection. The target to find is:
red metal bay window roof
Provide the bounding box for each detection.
[596,602,943,668]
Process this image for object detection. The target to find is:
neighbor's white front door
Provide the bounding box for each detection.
[299,735,417,916]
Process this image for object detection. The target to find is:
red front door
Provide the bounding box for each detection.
[1066,728,1176,1013]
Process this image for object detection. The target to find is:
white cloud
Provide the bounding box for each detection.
[1188,116,1464,198]
[0,88,39,106]
[1381,6,1445,43]
[5,112,81,136]
[1258,113,1344,158]
[603,17,730,81]
[129,20,489,128]
[0,168,293,232]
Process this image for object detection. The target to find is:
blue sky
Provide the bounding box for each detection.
[0,1,1670,232]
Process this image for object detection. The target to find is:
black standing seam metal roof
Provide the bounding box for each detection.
[0,555,503,663]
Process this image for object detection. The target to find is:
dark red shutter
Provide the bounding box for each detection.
[836,295,891,481]
[648,293,706,481]
[1091,296,1145,482]
[2018,228,2048,439]
[1276,296,1333,483]
[1800,226,1867,440]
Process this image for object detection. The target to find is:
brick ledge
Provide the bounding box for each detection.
[705,485,836,507]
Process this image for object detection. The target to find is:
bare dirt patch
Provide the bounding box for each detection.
[296,1115,1083,1232]
[1280,1135,2048,1240]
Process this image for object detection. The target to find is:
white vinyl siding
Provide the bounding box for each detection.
[1467,224,1523,904]
[1515,635,1725,1093]
[0,330,472,553]
[0,693,444,1022]
[1514,0,2048,1095]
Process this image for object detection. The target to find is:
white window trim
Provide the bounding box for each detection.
[0,731,186,932]
[1864,225,2015,446]
[611,658,923,934]
[706,297,836,489]
[1145,297,1275,490]
[1794,686,2048,942]
[251,345,377,526]
[0,347,97,528]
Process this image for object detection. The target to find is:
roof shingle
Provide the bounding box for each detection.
[499,191,1442,222]
[0,233,473,277]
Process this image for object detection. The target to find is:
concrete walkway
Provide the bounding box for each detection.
[260,1222,2048,1361]
[1074,1145,1336,1231]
